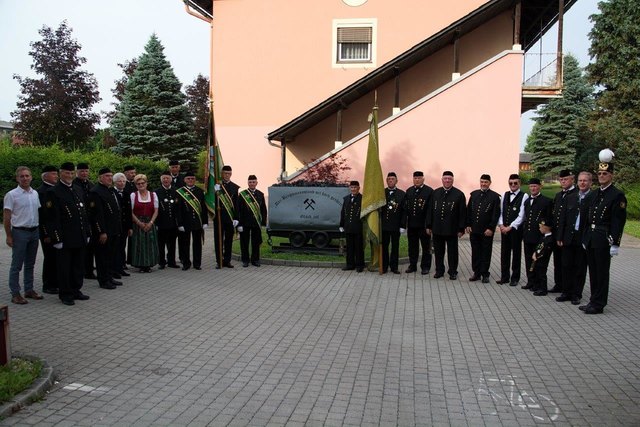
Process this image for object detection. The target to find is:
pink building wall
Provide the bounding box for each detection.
[294,52,524,198]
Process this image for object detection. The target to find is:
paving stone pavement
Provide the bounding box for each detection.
[1,229,639,426]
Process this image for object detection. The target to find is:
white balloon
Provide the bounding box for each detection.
[599,148,614,162]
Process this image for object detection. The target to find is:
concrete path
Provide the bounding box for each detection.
[1,230,639,426]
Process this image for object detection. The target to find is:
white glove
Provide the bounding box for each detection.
[400,228,406,234]
[237,226,244,232]
[582,243,587,250]
[339,227,344,233]
[214,184,221,191]
[202,224,208,229]
[178,226,185,232]
[86,237,90,243]
[54,243,63,249]
[610,245,619,256]
[232,220,239,227]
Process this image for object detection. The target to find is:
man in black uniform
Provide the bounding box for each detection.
[426,171,466,280]
[571,172,596,304]
[123,165,137,195]
[45,162,91,305]
[73,162,96,280]
[112,173,132,277]
[237,175,268,267]
[155,171,180,269]
[466,174,501,283]
[176,172,208,270]
[581,151,626,314]
[169,160,185,189]
[549,169,577,293]
[521,178,553,294]
[37,165,59,294]
[381,172,406,274]
[88,168,123,290]
[404,171,432,275]
[340,181,364,272]
[497,174,528,286]
[214,165,239,269]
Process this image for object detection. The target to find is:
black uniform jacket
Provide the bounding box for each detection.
[557,190,596,245]
[340,193,363,234]
[176,186,208,231]
[44,181,91,248]
[155,186,179,230]
[427,186,466,236]
[37,182,55,240]
[72,177,92,203]
[582,185,627,249]
[551,187,576,239]
[88,183,122,237]
[218,180,240,225]
[237,189,267,228]
[522,194,553,245]
[381,187,406,232]
[404,185,432,229]
[114,188,133,233]
[466,189,501,233]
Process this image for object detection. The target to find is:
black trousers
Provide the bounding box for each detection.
[345,233,364,268]
[531,252,551,292]
[433,234,458,275]
[178,229,203,269]
[561,240,581,297]
[552,242,562,289]
[110,235,121,275]
[500,228,523,282]
[586,245,611,309]
[95,235,118,286]
[574,246,588,299]
[240,226,262,263]
[214,222,235,266]
[382,230,400,272]
[56,246,85,300]
[470,232,494,277]
[157,227,178,266]
[407,227,432,271]
[40,238,58,291]
[84,238,95,275]
[524,242,536,285]
[116,231,127,271]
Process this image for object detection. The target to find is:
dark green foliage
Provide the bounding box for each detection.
[586,0,640,183]
[185,74,210,148]
[11,21,100,149]
[110,35,197,163]
[618,182,640,219]
[526,54,594,177]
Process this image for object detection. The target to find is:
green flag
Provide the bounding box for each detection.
[204,107,223,214]
[360,105,386,271]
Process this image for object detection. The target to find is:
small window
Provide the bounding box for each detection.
[332,19,377,68]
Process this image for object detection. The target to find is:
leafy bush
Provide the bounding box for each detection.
[619,182,640,220]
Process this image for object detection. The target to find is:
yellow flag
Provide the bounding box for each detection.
[360,105,386,271]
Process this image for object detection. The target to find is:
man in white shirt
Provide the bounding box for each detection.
[3,166,43,304]
[496,174,529,286]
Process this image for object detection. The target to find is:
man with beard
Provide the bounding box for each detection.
[381,172,406,274]
[213,165,239,269]
[155,171,180,269]
[176,172,208,270]
[404,171,432,275]
[237,175,268,267]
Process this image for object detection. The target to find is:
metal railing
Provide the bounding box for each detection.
[523,53,560,87]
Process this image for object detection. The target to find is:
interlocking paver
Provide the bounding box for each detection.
[1,230,639,425]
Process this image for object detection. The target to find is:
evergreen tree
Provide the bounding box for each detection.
[586,0,640,182]
[11,21,100,149]
[525,54,594,177]
[104,58,138,123]
[185,74,210,146]
[111,35,196,162]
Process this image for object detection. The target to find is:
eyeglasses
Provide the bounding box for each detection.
[597,172,610,176]
[135,181,147,185]
[508,181,519,185]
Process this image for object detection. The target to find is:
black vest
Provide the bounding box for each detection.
[502,191,524,226]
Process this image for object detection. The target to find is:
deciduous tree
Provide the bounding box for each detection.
[185,74,210,146]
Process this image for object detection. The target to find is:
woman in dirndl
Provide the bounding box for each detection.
[130,174,159,272]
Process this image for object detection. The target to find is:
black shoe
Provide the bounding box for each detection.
[391,270,401,275]
[356,267,364,273]
[548,286,562,293]
[182,265,191,271]
[159,264,166,270]
[521,284,533,290]
[61,298,75,306]
[421,269,429,275]
[533,290,548,296]
[215,265,221,270]
[342,266,355,271]
[252,261,261,267]
[433,273,444,279]
[469,275,480,282]
[495,279,510,285]
[481,276,490,284]
[110,279,123,286]
[449,274,458,280]
[243,262,249,267]
[584,306,603,314]
[74,292,90,301]
[119,271,131,277]
[100,284,116,290]
[42,288,58,295]
[167,264,180,269]
[194,267,201,270]
[509,280,519,287]
[555,295,572,302]
[571,298,581,305]
[579,304,590,311]
[405,266,417,273]
[84,273,97,280]
[112,272,122,279]
[223,262,234,268]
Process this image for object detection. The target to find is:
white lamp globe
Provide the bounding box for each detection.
[599,148,614,163]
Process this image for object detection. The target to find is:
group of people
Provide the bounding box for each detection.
[340,150,627,314]
[4,161,267,306]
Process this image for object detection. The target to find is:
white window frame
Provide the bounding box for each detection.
[332,18,377,69]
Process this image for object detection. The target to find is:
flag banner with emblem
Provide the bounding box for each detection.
[360,104,386,271]
[204,106,224,214]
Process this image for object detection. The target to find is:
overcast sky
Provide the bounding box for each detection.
[0,0,599,148]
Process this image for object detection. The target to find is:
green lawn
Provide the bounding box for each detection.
[0,358,42,404]
[625,219,640,239]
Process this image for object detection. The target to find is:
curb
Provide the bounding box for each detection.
[0,355,55,419]
[231,253,411,268]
